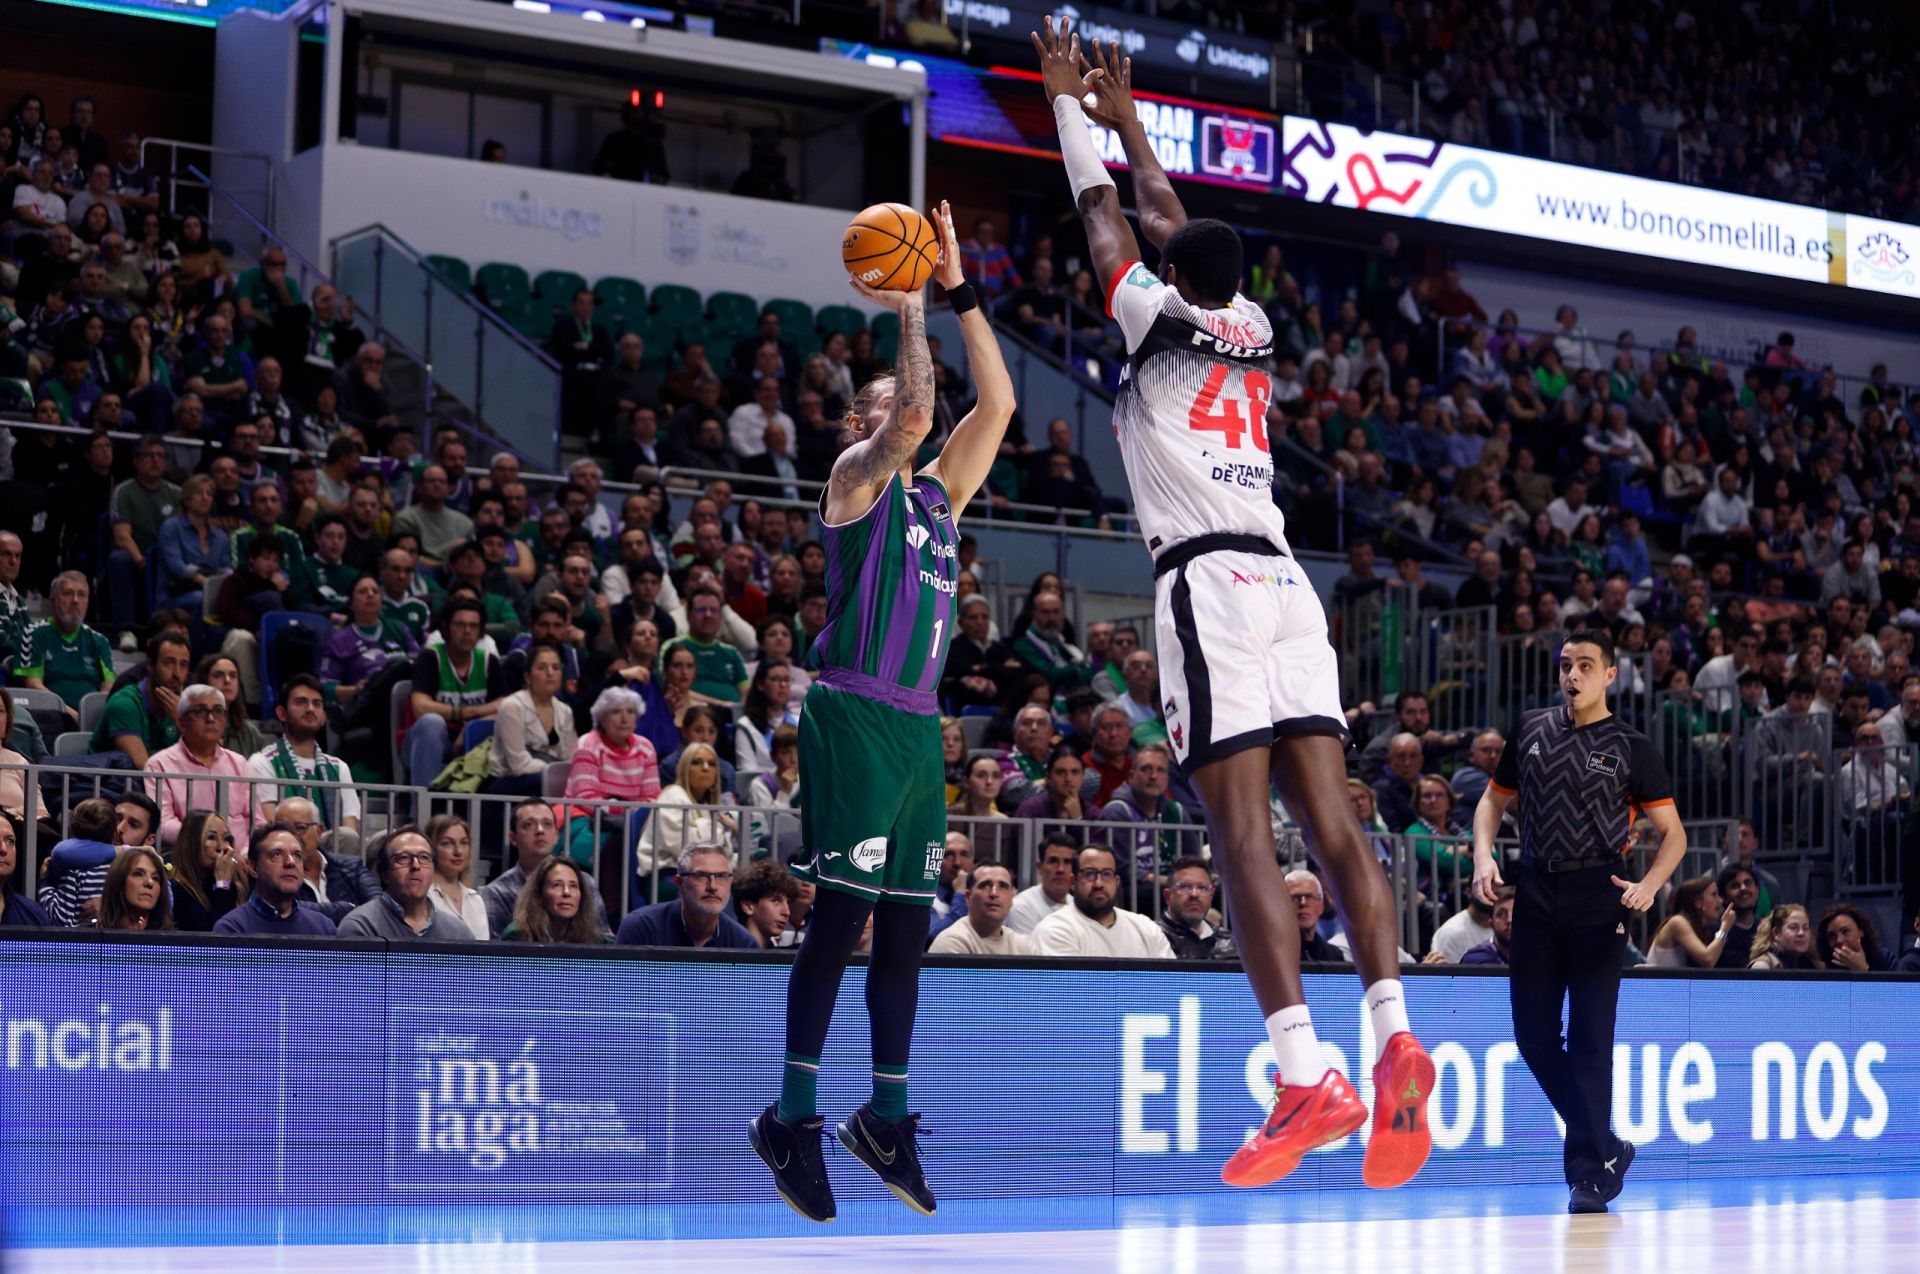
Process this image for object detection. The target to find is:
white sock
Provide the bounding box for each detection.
[1365,980,1411,1061]
[1265,1005,1327,1087]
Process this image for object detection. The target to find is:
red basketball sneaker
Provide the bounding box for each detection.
[1362,1032,1436,1188]
[1221,1069,1368,1188]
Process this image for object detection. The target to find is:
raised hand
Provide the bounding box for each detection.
[930,199,964,291]
[1030,14,1092,104]
[1080,38,1137,130]
[849,275,923,313]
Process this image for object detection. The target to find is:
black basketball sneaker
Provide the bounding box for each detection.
[836,1103,936,1215]
[749,1104,836,1223]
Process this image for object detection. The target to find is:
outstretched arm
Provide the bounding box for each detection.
[922,200,1015,519]
[1032,17,1138,293]
[1082,39,1187,250]
[823,281,934,524]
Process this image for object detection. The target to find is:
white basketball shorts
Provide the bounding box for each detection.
[1152,539,1348,769]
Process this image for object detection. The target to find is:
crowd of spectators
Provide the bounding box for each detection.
[1,83,1914,975]
[1346,1,1920,220]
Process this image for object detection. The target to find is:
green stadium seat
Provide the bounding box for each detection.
[425,255,472,292]
[510,300,551,341]
[650,284,703,323]
[765,298,813,337]
[641,311,705,357]
[815,304,865,340]
[872,311,900,364]
[594,275,646,318]
[706,290,759,332]
[533,270,589,305]
[474,262,532,309]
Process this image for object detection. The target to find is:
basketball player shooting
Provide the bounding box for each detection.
[750,200,1016,1224]
[1034,17,1435,1190]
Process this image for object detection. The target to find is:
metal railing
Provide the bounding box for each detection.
[142,138,274,234]
[1432,317,1900,423]
[329,223,565,471]
[191,167,435,442]
[9,741,1901,956]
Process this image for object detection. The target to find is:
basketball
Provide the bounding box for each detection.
[842,202,938,292]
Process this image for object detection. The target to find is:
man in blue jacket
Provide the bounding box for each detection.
[617,843,757,949]
[0,815,51,926]
[213,822,338,936]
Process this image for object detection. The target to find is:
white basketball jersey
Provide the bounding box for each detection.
[1105,259,1291,559]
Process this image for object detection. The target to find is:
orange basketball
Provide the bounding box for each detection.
[842,202,938,292]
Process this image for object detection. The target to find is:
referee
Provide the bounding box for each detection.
[1471,627,1686,1215]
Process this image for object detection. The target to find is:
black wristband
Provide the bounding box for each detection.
[947,281,978,316]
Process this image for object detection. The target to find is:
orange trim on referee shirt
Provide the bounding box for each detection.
[1106,260,1140,318]
[1487,780,1516,795]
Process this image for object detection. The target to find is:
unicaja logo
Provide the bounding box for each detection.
[1176,30,1205,64]
[483,192,604,242]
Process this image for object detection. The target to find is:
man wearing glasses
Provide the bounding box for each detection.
[1030,846,1175,958]
[482,799,608,938]
[144,683,253,852]
[615,842,757,949]
[277,796,381,925]
[1159,856,1234,960]
[337,828,473,941]
[213,822,338,936]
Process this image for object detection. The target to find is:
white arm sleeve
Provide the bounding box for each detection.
[1052,95,1117,203]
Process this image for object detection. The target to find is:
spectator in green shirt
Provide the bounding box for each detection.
[392,465,474,568]
[292,514,358,618]
[18,571,114,721]
[380,545,432,643]
[664,584,748,702]
[1009,590,1092,693]
[235,246,303,351]
[103,433,180,638]
[178,312,254,427]
[427,539,522,646]
[0,531,30,677]
[89,630,189,767]
[229,481,305,579]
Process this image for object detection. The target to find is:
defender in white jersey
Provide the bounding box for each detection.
[1036,17,1435,1193]
[1105,258,1349,758]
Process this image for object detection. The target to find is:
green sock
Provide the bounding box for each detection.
[777,1051,820,1122]
[871,1064,909,1121]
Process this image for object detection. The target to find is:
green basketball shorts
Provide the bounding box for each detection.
[791,682,946,906]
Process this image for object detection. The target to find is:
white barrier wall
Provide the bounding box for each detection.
[310,145,881,309]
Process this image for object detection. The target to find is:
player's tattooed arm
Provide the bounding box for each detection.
[830,286,935,500]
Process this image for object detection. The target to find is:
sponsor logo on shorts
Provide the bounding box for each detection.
[923,841,943,876]
[849,837,888,873]
[1228,566,1298,587]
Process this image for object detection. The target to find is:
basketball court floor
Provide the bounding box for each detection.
[11,1174,1915,1273]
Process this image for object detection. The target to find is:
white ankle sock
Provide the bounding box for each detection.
[1365,980,1411,1061]
[1265,1005,1327,1087]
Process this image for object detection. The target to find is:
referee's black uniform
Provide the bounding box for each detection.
[1489,705,1674,1192]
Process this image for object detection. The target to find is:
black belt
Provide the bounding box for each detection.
[1520,853,1620,874]
[1152,533,1285,579]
